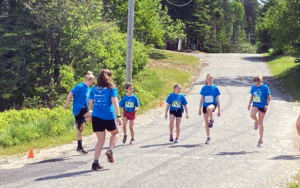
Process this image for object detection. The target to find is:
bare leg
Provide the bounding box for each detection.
[77,123,84,140]
[296,115,300,136]
[175,117,181,139]
[250,107,259,125]
[169,114,175,136]
[204,113,210,137]
[207,105,214,121]
[257,111,266,141]
[94,131,106,160]
[129,120,134,140]
[109,127,120,149]
[123,117,128,136]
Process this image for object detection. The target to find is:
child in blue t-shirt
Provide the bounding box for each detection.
[64,71,95,154]
[247,75,271,147]
[165,83,189,143]
[199,74,221,145]
[119,83,139,145]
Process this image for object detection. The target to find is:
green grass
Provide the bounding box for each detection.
[264,53,300,102]
[0,49,200,158]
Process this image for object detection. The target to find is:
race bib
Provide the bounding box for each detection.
[172,101,181,108]
[125,101,134,108]
[205,96,214,103]
[253,95,261,103]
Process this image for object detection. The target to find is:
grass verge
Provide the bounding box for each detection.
[0,49,201,158]
[264,53,300,102]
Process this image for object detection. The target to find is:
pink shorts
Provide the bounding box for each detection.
[123,110,136,120]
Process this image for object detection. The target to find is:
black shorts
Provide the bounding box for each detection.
[254,106,266,113]
[92,117,117,132]
[170,110,182,118]
[203,104,217,114]
[75,107,89,125]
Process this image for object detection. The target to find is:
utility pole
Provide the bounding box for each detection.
[125,0,135,83]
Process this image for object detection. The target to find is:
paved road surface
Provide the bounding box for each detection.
[1,53,300,188]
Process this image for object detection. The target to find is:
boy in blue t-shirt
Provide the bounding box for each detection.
[119,83,139,145]
[165,83,189,143]
[247,75,271,147]
[64,71,95,154]
[199,74,221,145]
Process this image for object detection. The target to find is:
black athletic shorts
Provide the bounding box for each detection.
[170,110,182,118]
[75,107,89,125]
[255,106,266,113]
[203,104,217,114]
[92,117,117,132]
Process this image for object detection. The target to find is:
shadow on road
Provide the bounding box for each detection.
[193,76,294,102]
[140,143,173,148]
[215,151,259,156]
[28,157,68,165]
[34,169,108,181]
[169,144,203,148]
[242,56,265,63]
[270,155,300,160]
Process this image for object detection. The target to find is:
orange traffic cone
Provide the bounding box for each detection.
[159,102,163,107]
[28,149,34,158]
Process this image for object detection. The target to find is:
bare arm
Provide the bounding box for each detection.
[248,95,253,110]
[64,92,73,109]
[88,99,94,110]
[266,95,271,105]
[184,105,189,118]
[199,96,204,115]
[165,103,170,119]
[112,97,122,126]
[216,95,221,115]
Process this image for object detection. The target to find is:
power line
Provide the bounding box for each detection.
[165,0,193,7]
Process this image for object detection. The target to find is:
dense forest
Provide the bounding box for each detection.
[0,0,299,112]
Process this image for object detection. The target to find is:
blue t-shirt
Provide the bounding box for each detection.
[200,85,220,107]
[166,93,188,113]
[119,94,139,112]
[250,84,270,108]
[71,83,91,116]
[89,86,118,120]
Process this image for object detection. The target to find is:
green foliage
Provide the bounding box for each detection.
[256,0,300,54]
[0,107,74,147]
[102,0,165,47]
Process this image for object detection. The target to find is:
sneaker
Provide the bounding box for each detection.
[129,138,135,145]
[105,150,114,163]
[208,120,214,128]
[205,137,211,145]
[254,124,258,130]
[77,147,88,155]
[257,140,263,147]
[174,138,180,143]
[91,162,103,170]
[169,135,174,142]
[123,135,127,144]
[75,120,81,131]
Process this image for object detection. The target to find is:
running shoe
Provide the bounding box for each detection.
[129,138,135,145]
[105,150,114,163]
[77,147,88,155]
[205,137,211,145]
[75,120,81,131]
[91,162,103,170]
[123,135,127,144]
[208,120,214,128]
[169,135,174,142]
[174,138,180,143]
[257,140,263,147]
[254,124,258,130]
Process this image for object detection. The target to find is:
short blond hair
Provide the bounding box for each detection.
[173,83,181,90]
[253,75,263,82]
[85,71,95,80]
